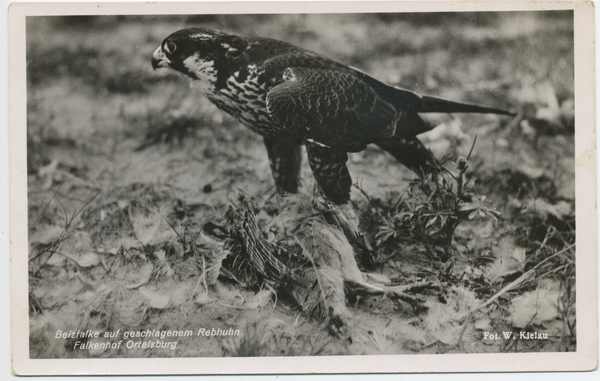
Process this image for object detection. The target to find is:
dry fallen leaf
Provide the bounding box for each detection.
[139,287,171,309]
[510,287,560,328]
[73,252,101,268]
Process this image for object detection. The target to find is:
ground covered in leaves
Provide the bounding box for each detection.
[27,12,575,358]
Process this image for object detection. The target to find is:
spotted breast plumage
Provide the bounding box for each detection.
[152,27,512,205]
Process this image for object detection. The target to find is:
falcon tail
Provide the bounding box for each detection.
[353,70,515,117]
[416,95,515,116]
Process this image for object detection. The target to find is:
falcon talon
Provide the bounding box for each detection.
[151,27,513,206]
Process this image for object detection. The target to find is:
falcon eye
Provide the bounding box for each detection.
[164,41,177,54]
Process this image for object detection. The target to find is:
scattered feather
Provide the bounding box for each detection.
[245,289,274,309]
[195,290,213,305]
[485,236,525,283]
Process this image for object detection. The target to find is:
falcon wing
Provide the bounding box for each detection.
[265,67,398,152]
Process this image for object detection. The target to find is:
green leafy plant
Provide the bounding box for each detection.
[375,137,500,260]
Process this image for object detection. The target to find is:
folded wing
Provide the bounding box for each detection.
[265,67,399,152]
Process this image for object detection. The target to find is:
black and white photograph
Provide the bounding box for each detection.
[8,0,597,376]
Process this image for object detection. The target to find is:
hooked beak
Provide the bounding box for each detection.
[152,46,171,70]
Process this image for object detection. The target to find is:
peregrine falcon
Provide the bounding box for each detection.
[152,28,512,205]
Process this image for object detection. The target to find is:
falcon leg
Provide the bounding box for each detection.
[375,136,434,174]
[305,140,352,205]
[264,137,303,194]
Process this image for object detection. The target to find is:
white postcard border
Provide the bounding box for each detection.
[9,1,597,375]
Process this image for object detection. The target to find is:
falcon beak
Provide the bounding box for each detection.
[152,46,171,70]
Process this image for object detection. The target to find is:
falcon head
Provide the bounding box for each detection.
[152,27,248,82]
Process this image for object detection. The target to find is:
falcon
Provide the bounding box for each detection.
[152,28,512,206]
